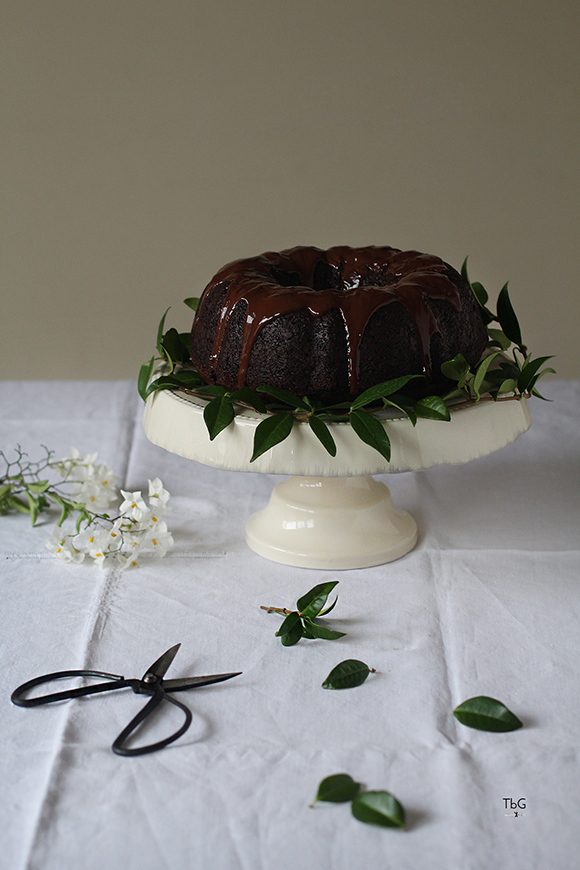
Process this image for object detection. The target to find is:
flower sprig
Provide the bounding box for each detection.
[139,262,555,463]
[0,446,173,568]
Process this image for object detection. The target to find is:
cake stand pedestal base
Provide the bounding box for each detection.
[245,475,417,569]
[143,384,531,571]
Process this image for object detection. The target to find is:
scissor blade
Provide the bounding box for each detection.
[162,672,242,692]
[143,643,181,681]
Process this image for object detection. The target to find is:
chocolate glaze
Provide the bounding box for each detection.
[197,246,463,395]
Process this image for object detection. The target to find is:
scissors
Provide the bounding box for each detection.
[11,643,241,756]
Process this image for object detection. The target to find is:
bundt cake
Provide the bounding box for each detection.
[189,246,488,402]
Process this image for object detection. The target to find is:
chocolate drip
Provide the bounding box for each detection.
[202,246,463,394]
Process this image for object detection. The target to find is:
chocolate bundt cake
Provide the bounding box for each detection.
[189,246,488,402]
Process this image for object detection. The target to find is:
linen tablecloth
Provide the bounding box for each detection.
[1,379,579,870]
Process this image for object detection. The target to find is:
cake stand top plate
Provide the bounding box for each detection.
[143,389,531,477]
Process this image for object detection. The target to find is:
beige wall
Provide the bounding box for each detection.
[2,0,578,380]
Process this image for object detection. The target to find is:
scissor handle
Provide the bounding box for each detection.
[11,670,131,707]
[112,688,193,757]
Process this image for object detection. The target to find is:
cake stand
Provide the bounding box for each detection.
[142,387,531,569]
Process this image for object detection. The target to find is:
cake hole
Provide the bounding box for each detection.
[270,267,303,287]
[312,260,341,292]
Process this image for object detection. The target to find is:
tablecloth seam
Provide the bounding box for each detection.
[4,547,578,563]
[116,389,141,491]
[429,549,462,747]
[15,713,80,870]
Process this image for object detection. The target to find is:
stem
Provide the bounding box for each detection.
[260,606,294,615]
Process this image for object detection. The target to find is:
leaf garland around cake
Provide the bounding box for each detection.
[139,265,555,462]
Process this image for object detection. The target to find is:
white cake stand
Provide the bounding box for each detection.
[143,390,530,570]
[142,387,531,570]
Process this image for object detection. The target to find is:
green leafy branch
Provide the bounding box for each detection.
[458,258,555,402]
[260,581,347,645]
[0,445,94,530]
[138,299,204,401]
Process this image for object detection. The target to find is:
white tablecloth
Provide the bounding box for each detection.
[1,380,579,870]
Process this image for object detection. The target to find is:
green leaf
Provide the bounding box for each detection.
[228,387,268,414]
[275,610,301,637]
[492,378,517,398]
[250,413,294,462]
[256,385,310,410]
[351,791,406,829]
[308,415,337,456]
[442,387,465,402]
[471,280,489,307]
[531,385,552,401]
[415,395,451,421]
[317,401,353,411]
[156,307,171,355]
[27,480,50,494]
[183,296,200,311]
[0,483,12,501]
[304,619,346,640]
[473,351,503,400]
[280,618,304,646]
[26,492,39,525]
[316,412,350,423]
[193,384,228,397]
[145,371,204,396]
[318,596,338,617]
[322,659,374,689]
[138,356,155,401]
[533,366,557,384]
[453,696,523,732]
[161,327,190,366]
[203,394,235,440]
[460,256,470,283]
[168,369,204,386]
[487,328,512,351]
[349,409,391,462]
[440,353,470,382]
[496,284,523,347]
[7,495,30,514]
[517,356,555,394]
[297,581,339,618]
[312,773,361,805]
[57,503,70,526]
[497,360,521,381]
[383,395,417,425]
[349,375,421,410]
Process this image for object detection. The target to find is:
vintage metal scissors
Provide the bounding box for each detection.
[11,643,241,756]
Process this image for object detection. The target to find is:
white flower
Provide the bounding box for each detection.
[119,490,152,524]
[143,521,174,557]
[45,527,85,563]
[72,527,111,555]
[117,553,141,569]
[72,465,118,512]
[148,478,170,513]
[57,447,98,481]
[116,524,144,557]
